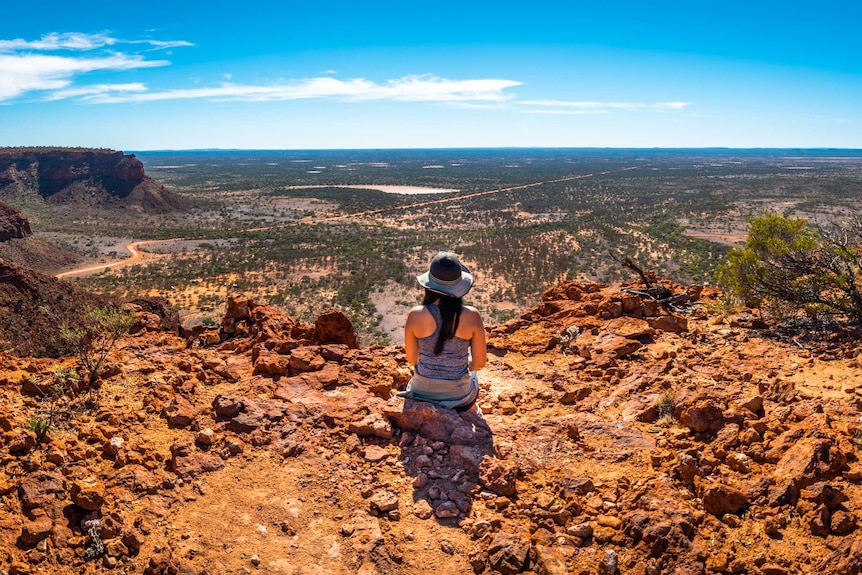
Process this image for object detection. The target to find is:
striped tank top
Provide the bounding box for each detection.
[416,304,470,381]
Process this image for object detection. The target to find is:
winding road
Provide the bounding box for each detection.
[55,166,642,280]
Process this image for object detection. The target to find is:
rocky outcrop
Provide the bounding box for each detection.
[0,259,106,356]
[1,277,861,575]
[0,200,31,241]
[0,148,185,213]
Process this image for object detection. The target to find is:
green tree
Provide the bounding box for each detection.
[717,213,862,324]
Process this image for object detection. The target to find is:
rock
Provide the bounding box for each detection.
[20,514,53,545]
[413,500,434,520]
[212,395,243,420]
[646,314,688,333]
[679,398,724,433]
[163,397,198,427]
[830,510,857,534]
[699,482,749,516]
[478,457,518,496]
[598,549,619,575]
[487,532,530,575]
[18,472,65,509]
[171,450,225,478]
[363,445,389,462]
[816,539,862,574]
[70,478,106,510]
[369,491,399,513]
[349,414,393,439]
[435,501,460,518]
[313,309,359,348]
[774,438,847,488]
[533,544,568,575]
[195,428,215,446]
[289,347,326,372]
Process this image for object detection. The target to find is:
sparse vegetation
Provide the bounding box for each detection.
[60,306,136,389]
[656,391,676,424]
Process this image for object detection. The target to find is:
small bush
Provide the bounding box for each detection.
[717,213,862,325]
[60,306,136,389]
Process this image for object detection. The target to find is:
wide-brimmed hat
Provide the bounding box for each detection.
[417,251,474,298]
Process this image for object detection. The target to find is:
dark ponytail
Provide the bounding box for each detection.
[422,289,463,355]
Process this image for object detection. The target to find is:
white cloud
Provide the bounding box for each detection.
[0,32,192,53]
[520,100,692,113]
[84,75,523,104]
[43,83,148,102]
[0,53,168,101]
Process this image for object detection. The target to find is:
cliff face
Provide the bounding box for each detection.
[0,149,184,213]
[0,200,32,241]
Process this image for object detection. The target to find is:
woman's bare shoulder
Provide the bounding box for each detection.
[460,306,484,323]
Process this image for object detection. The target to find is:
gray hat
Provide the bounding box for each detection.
[417,251,474,298]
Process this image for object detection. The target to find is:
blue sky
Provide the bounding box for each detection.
[1,0,860,149]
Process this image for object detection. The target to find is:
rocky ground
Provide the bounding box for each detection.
[1,276,862,575]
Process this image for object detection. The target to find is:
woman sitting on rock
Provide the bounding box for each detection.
[399,251,487,411]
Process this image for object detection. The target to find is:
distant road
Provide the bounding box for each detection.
[56,239,176,280]
[56,166,643,279]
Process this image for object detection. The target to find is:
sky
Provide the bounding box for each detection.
[1,0,860,150]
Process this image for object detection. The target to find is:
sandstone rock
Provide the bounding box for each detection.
[478,457,518,497]
[70,478,106,510]
[163,397,198,427]
[413,500,433,519]
[369,491,399,513]
[487,532,530,575]
[646,314,688,333]
[313,310,358,348]
[774,438,847,488]
[816,539,862,574]
[18,472,65,509]
[20,514,53,545]
[212,395,243,420]
[289,347,326,372]
[171,444,225,477]
[363,445,389,462]
[349,414,393,439]
[435,501,460,518]
[679,398,725,433]
[533,544,568,575]
[699,482,749,516]
[830,510,857,535]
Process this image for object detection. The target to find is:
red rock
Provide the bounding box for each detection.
[253,347,290,375]
[679,398,725,433]
[18,472,65,509]
[363,445,389,462]
[773,438,847,488]
[171,451,225,477]
[816,539,862,574]
[70,478,106,510]
[313,309,358,348]
[289,347,326,372]
[830,510,857,534]
[20,514,53,545]
[162,397,198,427]
[478,457,518,496]
[487,532,530,575]
[646,314,688,333]
[699,482,749,516]
[348,414,393,439]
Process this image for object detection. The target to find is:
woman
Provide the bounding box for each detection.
[399,251,487,411]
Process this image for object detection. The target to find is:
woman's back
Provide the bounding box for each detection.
[415,304,470,380]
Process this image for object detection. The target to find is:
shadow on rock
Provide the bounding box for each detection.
[383,397,514,525]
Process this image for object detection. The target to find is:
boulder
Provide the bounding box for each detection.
[774,438,847,488]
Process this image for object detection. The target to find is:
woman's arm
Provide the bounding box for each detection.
[404,308,421,366]
[466,308,487,371]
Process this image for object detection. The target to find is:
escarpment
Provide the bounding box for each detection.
[0,148,185,213]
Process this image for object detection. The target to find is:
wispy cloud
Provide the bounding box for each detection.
[0,32,191,52]
[42,83,148,102]
[81,75,522,104]
[0,32,189,102]
[0,54,168,101]
[520,100,692,113]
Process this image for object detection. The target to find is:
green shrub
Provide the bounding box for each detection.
[717,213,862,325]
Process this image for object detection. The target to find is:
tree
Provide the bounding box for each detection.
[60,306,136,389]
[717,213,862,324]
